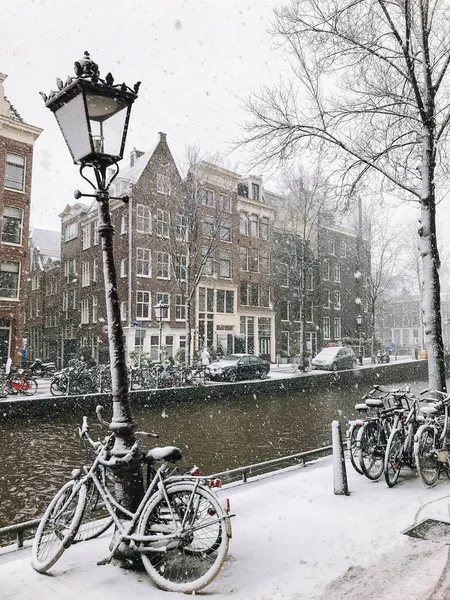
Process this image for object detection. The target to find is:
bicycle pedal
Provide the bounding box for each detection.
[97,556,112,566]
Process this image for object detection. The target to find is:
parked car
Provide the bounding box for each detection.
[205,354,270,382]
[311,346,357,371]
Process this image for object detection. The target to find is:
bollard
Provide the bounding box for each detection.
[332,420,350,496]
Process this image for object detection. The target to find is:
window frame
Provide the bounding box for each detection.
[2,206,23,245]
[5,154,25,192]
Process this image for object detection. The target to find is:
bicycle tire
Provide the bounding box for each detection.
[22,378,38,396]
[359,421,386,480]
[415,426,440,486]
[138,482,230,593]
[384,429,403,487]
[50,375,67,396]
[348,424,363,475]
[73,474,114,542]
[31,480,87,573]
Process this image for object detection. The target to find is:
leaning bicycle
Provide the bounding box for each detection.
[31,408,232,593]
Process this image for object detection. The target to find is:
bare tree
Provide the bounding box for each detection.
[242,0,450,390]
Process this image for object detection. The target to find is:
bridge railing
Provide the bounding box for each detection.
[0,445,332,551]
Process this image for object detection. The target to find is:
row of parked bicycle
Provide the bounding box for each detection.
[49,360,207,396]
[346,384,450,487]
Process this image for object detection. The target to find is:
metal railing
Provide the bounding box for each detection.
[0,445,332,551]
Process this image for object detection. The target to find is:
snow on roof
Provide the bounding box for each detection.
[29,228,61,260]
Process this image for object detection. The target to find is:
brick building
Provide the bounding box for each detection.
[0,73,41,365]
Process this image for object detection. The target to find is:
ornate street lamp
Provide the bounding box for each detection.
[154,301,169,363]
[41,52,142,511]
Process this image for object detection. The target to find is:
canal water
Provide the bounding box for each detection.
[0,377,427,528]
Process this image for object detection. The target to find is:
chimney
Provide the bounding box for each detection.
[158,131,167,143]
[130,147,144,167]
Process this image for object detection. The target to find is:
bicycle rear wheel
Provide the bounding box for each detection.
[138,482,230,593]
[32,480,87,573]
[415,426,440,486]
[359,421,386,480]
[22,378,38,396]
[384,430,403,487]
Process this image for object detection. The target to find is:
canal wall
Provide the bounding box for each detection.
[0,359,435,422]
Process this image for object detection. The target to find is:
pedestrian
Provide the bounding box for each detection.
[200,346,210,366]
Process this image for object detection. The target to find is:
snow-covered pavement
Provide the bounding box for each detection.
[2,456,450,600]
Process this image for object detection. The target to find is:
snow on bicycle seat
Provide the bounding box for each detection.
[145,446,183,463]
[355,403,369,411]
[420,406,439,416]
[364,398,384,408]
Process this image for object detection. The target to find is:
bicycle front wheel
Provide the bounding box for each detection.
[384,430,403,487]
[415,426,440,486]
[32,480,87,573]
[73,474,113,542]
[347,423,363,475]
[138,482,230,593]
[359,421,386,480]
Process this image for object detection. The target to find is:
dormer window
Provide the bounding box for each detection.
[157,173,171,195]
[237,182,249,198]
[252,182,260,201]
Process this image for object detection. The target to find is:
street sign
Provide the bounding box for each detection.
[131,321,142,327]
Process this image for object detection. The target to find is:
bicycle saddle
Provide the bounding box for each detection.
[364,398,384,408]
[145,446,182,463]
[355,403,369,411]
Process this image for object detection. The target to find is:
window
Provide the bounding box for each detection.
[280,263,289,287]
[202,216,215,238]
[202,247,213,276]
[323,260,330,280]
[156,209,169,238]
[93,258,99,282]
[306,300,314,322]
[92,296,98,323]
[238,182,249,197]
[82,224,91,249]
[323,317,330,339]
[156,251,170,279]
[2,206,23,244]
[81,298,89,324]
[137,291,151,320]
[260,284,270,307]
[136,248,151,277]
[306,269,313,290]
[280,300,289,321]
[120,258,128,278]
[334,317,342,339]
[323,289,331,308]
[93,220,99,245]
[249,283,258,306]
[334,290,341,310]
[249,215,258,237]
[260,251,270,274]
[249,248,259,273]
[340,241,347,258]
[219,251,232,278]
[218,194,231,212]
[328,239,336,255]
[240,247,248,271]
[239,213,248,235]
[156,293,170,319]
[136,204,151,233]
[64,222,78,242]
[81,261,90,287]
[157,173,171,195]
[260,217,269,240]
[175,295,186,321]
[121,214,128,234]
[174,254,187,281]
[64,258,77,282]
[220,220,232,242]
[175,214,187,240]
[31,274,40,290]
[334,264,341,283]
[120,301,128,322]
[240,282,249,306]
[216,290,234,313]
[201,189,214,207]
[0,261,19,298]
[62,291,68,317]
[252,182,260,201]
[5,154,25,191]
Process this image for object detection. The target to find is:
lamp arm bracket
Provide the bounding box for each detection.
[79,165,97,190]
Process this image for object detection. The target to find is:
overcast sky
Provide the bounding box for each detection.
[1,0,286,231]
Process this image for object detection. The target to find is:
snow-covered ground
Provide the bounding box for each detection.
[2,455,450,600]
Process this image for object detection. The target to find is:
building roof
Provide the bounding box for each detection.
[29,228,61,261]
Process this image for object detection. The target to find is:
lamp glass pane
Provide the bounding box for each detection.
[86,93,129,157]
[54,94,91,163]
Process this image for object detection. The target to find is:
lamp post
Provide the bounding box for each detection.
[154,301,169,363]
[41,52,142,511]
[356,313,363,365]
